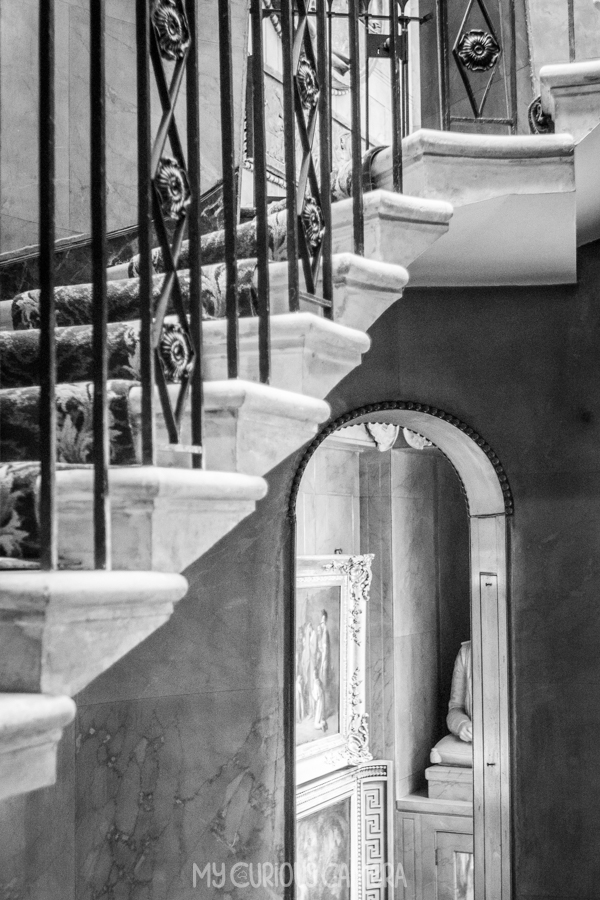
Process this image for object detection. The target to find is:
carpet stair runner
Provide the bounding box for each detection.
[0,200,382,569]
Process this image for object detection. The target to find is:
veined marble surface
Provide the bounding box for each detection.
[75,692,283,899]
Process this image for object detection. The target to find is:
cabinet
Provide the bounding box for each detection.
[396,795,473,900]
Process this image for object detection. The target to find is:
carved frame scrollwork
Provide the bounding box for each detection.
[296,555,373,785]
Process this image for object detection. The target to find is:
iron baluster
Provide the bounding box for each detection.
[251,0,271,382]
[39,0,58,570]
[281,0,300,312]
[317,0,333,313]
[389,0,403,190]
[185,0,204,466]
[90,0,111,569]
[348,0,364,254]
[218,0,240,378]
[136,0,155,464]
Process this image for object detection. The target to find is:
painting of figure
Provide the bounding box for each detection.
[295,584,341,745]
[296,799,351,900]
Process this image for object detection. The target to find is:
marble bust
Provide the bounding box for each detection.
[447,640,473,743]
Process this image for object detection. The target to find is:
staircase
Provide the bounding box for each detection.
[0,190,449,800]
[2,25,595,805]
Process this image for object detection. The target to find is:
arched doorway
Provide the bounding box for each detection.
[287,402,513,900]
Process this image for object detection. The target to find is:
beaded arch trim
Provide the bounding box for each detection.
[288,401,514,517]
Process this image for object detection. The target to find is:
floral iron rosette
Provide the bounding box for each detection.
[154,157,191,222]
[301,195,325,253]
[151,0,190,61]
[456,29,500,72]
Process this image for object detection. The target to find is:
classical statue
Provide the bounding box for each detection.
[447,640,472,743]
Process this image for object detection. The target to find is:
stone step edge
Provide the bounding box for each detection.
[0,693,75,801]
[0,569,187,620]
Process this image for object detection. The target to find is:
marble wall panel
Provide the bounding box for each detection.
[296,445,361,558]
[360,450,396,762]
[197,0,249,192]
[68,6,168,236]
[391,449,436,501]
[573,0,600,63]
[436,458,471,734]
[1,0,249,253]
[394,631,439,796]
[312,492,360,555]
[295,491,318,556]
[0,0,51,251]
[314,447,360,498]
[392,492,438,639]
[526,0,570,82]
[75,690,282,900]
[0,721,76,900]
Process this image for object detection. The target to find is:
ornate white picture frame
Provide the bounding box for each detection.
[296,760,394,900]
[296,554,373,785]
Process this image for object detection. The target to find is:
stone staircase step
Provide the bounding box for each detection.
[365,130,577,286]
[268,252,409,333]
[0,378,330,475]
[149,380,330,475]
[202,312,371,398]
[0,693,75,801]
[0,254,407,383]
[106,191,449,286]
[0,570,187,695]
[0,463,267,572]
[371,129,574,207]
[331,189,453,270]
[540,59,600,143]
[540,59,600,246]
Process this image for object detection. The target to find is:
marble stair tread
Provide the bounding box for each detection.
[364,130,577,286]
[55,466,268,572]
[0,463,267,572]
[149,380,331,474]
[268,252,409,332]
[331,190,453,271]
[0,376,328,475]
[0,692,75,801]
[0,570,187,695]
[539,59,600,246]
[370,129,575,207]
[540,58,600,141]
[202,312,371,398]
[0,253,406,353]
[107,191,448,285]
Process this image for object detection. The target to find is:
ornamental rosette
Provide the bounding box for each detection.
[155,157,191,221]
[456,29,500,72]
[301,195,325,252]
[297,54,320,110]
[159,322,194,382]
[528,95,554,135]
[151,0,191,61]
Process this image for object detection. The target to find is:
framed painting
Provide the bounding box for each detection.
[296,554,373,784]
[296,760,394,900]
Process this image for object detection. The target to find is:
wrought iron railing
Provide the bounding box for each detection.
[32,0,428,572]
